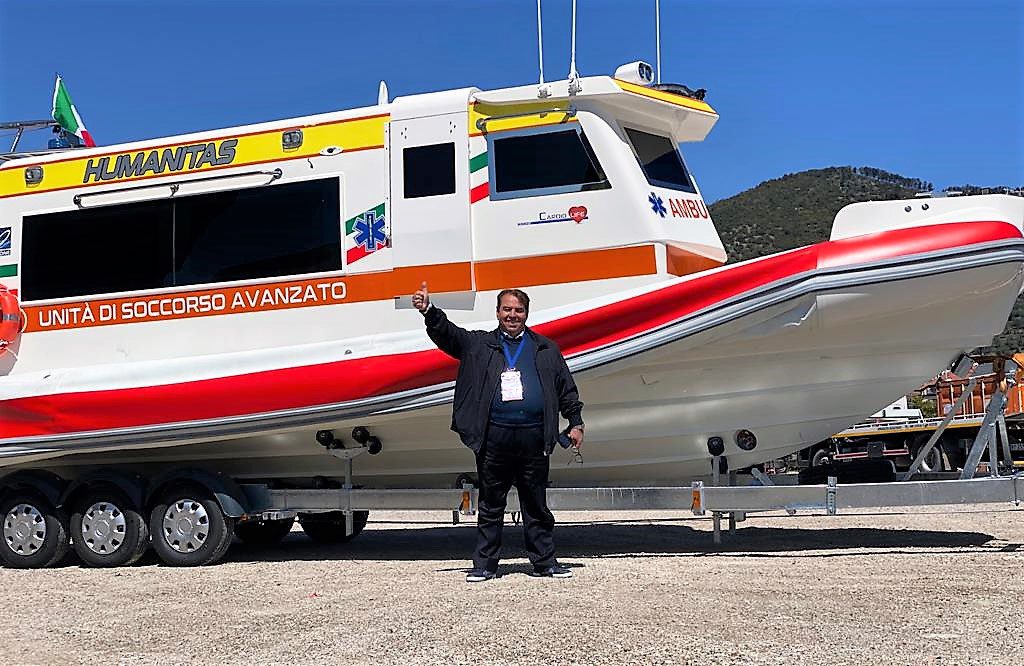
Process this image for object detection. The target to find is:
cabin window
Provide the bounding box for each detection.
[20,177,341,301]
[623,127,696,193]
[403,143,456,198]
[22,201,175,301]
[174,178,341,286]
[489,126,609,200]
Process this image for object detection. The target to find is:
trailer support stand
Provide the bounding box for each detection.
[961,391,1007,480]
[711,455,722,544]
[997,413,1013,474]
[904,377,977,480]
[728,471,740,536]
[326,444,370,536]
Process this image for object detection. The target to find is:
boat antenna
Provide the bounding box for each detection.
[567,0,581,94]
[655,0,662,84]
[536,0,550,97]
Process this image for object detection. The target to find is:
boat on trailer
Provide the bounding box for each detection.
[1,64,1023,493]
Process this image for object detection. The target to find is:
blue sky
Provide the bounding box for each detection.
[1,0,1020,203]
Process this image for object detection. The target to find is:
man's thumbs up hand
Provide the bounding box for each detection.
[412,281,430,313]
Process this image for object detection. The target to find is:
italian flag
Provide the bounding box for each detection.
[51,75,96,147]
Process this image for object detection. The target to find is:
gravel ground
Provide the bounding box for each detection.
[1,505,1021,666]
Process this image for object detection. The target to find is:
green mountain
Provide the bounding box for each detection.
[708,166,1023,353]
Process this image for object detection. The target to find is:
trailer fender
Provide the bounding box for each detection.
[145,467,249,518]
[0,469,67,506]
[59,469,147,511]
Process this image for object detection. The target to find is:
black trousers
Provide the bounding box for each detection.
[473,424,556,571]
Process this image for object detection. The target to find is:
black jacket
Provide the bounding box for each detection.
[423,305,584,454]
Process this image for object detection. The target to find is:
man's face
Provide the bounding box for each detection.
[496,294,528,337]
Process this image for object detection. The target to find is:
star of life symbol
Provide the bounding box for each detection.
[648,192,667,217]
[353,211,387,253]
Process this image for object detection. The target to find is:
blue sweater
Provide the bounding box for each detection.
[489,334,545,427]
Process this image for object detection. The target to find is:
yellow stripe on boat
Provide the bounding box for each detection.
[0,114,389,199]
[614,80,717,115]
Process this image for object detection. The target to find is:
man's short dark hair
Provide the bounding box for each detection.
[496,289,530,313]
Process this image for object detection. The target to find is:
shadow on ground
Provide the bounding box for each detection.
[213,519,1006,565]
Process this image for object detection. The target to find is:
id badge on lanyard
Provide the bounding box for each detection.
[500,370,523,401]
[500,338,525,402]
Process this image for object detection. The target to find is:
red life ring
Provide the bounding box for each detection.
[0,286,22,348]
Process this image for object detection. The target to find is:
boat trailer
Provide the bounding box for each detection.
[240,360,1024,546]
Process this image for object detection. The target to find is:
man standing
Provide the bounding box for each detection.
[412,282,584,582]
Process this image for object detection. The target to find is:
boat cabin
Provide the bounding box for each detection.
[0,67,725,373]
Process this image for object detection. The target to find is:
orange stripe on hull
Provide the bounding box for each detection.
[22,262,471,333]
[666,246,725,276]
[475,245,658,290]
[20,246,662,333]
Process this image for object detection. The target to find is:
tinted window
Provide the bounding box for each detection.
[624,127,695,192]
[174,178,341,285]
[20,178,341,301]
[492,128,608,197]
[404,143,456,198]
[22,201,174,300]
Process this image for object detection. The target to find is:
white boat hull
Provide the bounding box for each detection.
[9,242,1021,487]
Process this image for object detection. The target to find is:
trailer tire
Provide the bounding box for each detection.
[912,439,947,473]
[810,448,831,467]
[69,488,149,568]
[0,492,70,569]
[235,517,295,546]
[298,511,368,544]
[149,485,235,567]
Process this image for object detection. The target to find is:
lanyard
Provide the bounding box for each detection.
[502,337,526,370]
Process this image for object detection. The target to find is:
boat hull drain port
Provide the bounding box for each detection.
[735,429,757,451]
[351,426,383,455]
[706,436,725,456]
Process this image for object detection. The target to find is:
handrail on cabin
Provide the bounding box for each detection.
[474,105,577,133]
[73,168,283,208]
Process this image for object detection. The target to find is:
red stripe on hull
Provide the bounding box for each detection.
[1,221,1019,439]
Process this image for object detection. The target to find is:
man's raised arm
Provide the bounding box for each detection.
[414,281,473,360]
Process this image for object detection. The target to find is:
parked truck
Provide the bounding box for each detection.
[799,355,1024,473]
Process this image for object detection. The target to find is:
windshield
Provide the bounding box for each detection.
[624,127,696,193]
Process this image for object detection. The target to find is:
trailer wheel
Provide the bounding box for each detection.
[0,492,70,569]
[149,485,235,567]
[298,511,368,544]
[810,448,832,467]
[69,488,149,568]
[235,517,295,546]
[913,443,946,473]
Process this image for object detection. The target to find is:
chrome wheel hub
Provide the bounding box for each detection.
[3,503,46,556]
[80,501,127,555]
[161,499,209,553]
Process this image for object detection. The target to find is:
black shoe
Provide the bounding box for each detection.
[530,564,572,578]
[466,568,497,583]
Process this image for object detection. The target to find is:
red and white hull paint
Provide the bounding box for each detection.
[2,197,1023,486]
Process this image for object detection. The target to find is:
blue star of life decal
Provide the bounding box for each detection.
[648,192,667,217]
[353,210,387,253]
